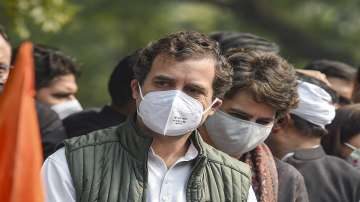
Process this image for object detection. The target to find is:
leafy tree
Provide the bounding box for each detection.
[1,0,359,107]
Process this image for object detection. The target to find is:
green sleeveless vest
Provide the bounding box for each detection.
[64,117,251,202]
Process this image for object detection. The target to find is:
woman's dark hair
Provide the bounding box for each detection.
[322,104,360,157]
[224,49,298,118]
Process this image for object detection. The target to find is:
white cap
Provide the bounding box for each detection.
[290,81,336,128]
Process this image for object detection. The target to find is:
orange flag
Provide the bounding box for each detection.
[0,42,44,202]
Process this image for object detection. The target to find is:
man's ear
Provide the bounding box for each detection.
[130,79,140,100]
[207,98,222,116]
[272,113,291,134]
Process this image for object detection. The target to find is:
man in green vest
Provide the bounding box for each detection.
[42,31,256,202]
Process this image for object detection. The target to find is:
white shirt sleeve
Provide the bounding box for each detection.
[247,186,258,202]
[41,148,76,202]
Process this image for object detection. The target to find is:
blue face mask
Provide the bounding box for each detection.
[345,143,360,169]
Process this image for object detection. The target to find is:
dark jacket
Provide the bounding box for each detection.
[275,158,309,202]
[36,101,67,159]
[63,105,126,138]
[285,146,360,202]
[64,116,252,202]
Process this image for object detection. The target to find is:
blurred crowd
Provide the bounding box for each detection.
[1,25,360,202]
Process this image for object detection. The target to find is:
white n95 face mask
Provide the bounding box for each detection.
[205,110,273,157]
[51,99,83,119]
[137,84,217,136]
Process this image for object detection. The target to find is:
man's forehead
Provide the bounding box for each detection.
[151,55,215,76]
[152,72,208,87]
[49,75,77,91]
[223,92,276,118]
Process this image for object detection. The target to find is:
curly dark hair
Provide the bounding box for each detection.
[133,31,233,99]
[224,49,298,118]
[33,44,80,90]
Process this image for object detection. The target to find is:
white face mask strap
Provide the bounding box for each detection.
[345,143,357,150]
[203,97,220,114]
[137,82,145,100]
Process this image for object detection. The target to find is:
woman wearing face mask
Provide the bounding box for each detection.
[322,104,360,169]
[199,50,309,202]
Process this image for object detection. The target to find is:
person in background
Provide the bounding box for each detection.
[352,67,360,103]
[42,31,257,202]
[199,49,308,202]
[33,44,82,119]
[305,59,356,106]
[322,104,360,169]
[0,26,12,94]
[210,31,280,53]
[3,29,66,159]
[209,31,309,202]
[267,73,360,202]
[63,51,137,138]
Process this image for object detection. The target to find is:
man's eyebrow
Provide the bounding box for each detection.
[153,75,176,83]
[185,83,208,94]
[258,117,275,122]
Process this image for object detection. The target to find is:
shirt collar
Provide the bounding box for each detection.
[281,152,295,161]
[182,141,199,161]
[149,141,198,163]
[282,146,326,161]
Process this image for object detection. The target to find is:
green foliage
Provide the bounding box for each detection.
[1,0,359,107]
[1,0,78,38]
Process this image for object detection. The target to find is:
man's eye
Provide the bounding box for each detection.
[155,80,170,87]
[229,113,250,121]
[52,93,71,99]
[185,88,201,97]
[256,120,272,126]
